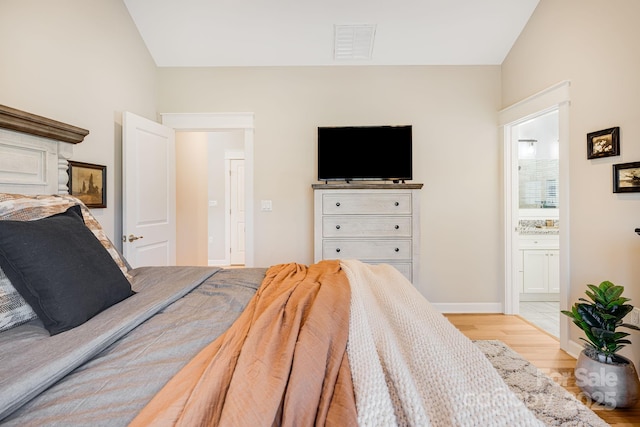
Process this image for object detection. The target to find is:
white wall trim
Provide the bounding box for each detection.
[162,112,254,130]
[565,339,583,359]
[208,259,228,266]
[432,302,503,314]
[499,81,571,125]
[225,150,245,160]
[161,112,255,267]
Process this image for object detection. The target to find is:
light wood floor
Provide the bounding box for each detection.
[445,313,640,426]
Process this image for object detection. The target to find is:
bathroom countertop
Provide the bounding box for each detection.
[518,227,559,235]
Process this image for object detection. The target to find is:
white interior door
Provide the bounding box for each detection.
[229,158,245,265]
[122,112,176,268]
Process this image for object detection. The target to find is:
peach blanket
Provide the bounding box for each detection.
[130,260,356,427]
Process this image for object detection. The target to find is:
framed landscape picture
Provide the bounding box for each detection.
[613,161,640,193]
[68,161,107,208]
[587,127,620,159]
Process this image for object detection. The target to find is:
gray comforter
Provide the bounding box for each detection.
[0,266,265,426]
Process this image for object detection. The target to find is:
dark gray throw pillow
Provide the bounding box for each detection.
[0,205,134,335]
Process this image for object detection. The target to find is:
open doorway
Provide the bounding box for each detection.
[499,80,571,350]
[204,133,245,267]
[162,112,255,268]
[175,131,247,267]
[512,110,560,337]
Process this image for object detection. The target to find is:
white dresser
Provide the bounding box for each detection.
[313,183,422,283]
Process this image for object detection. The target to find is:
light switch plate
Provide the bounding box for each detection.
[261,200,272,211]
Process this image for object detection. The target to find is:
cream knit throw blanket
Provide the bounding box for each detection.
[341,260,544,427]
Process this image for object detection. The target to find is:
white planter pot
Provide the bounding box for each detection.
[575,350,640,408]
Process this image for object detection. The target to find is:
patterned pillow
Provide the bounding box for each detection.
[0,193,132,280]
[0,266,37,332]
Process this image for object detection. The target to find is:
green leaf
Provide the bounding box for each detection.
[577,304,606,328]
[612,331,630,340]
[605,285,624,302]
[621,322,640,331]
[585,289,598,303]
[609,304,632,319]
[606,298,631,309]
[600,281,615,293]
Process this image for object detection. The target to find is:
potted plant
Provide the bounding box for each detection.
[562,280,640,408]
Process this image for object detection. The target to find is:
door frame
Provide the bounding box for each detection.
[499,81,571,351]
[161,112,255,267]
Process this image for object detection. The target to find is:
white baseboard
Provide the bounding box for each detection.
[564,339,583,359]
[432,302,503,314]
[208,259,229,267]
[519,293,560,302]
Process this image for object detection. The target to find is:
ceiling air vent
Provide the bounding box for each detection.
[334,24,376,60]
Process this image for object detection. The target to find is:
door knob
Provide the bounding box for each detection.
[128,234,143,243]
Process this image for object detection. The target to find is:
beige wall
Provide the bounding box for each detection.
[0,0,157,246]
[158,66,503,302]
[176,132,209,265]
[502,0,640,360]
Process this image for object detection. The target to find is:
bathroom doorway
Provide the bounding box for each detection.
[499,80,571,349]
[513,110,560,337]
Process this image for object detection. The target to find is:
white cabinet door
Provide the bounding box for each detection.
[523,250,548,293]
[522,249,560,293]
[547,250,560,293]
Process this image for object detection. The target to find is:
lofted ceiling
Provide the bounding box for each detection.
[123,0,539,67]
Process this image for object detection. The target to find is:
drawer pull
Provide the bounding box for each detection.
[394,225,400,230]
[336,225,341,230]
[394,248,400,252]
[336,248,341,253]
[394,202,399,206]
[336,202,341,207]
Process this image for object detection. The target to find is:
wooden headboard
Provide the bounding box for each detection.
[0,105,89,195]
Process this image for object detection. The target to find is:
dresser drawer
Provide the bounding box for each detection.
[387,262,412,282]
[362,262,412,282]
[519,235,559,250]
[322,215,413,238]
[322,193,412,215]
[323,239,412,260]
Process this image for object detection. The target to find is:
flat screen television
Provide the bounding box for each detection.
[317,125,412,182]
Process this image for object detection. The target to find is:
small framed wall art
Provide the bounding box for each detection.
[587,127,620,159]
[613,161,640,193]
[68,161,107,208]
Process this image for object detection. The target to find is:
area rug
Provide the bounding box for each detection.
[475,340,609,426]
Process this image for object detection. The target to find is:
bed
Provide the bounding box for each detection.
[0,106,607,426]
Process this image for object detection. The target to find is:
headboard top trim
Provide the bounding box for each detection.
[0,104,89,144]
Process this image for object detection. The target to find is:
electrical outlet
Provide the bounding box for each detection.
[628,307,640,328]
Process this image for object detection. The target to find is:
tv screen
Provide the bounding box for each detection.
[317,125,412,182]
